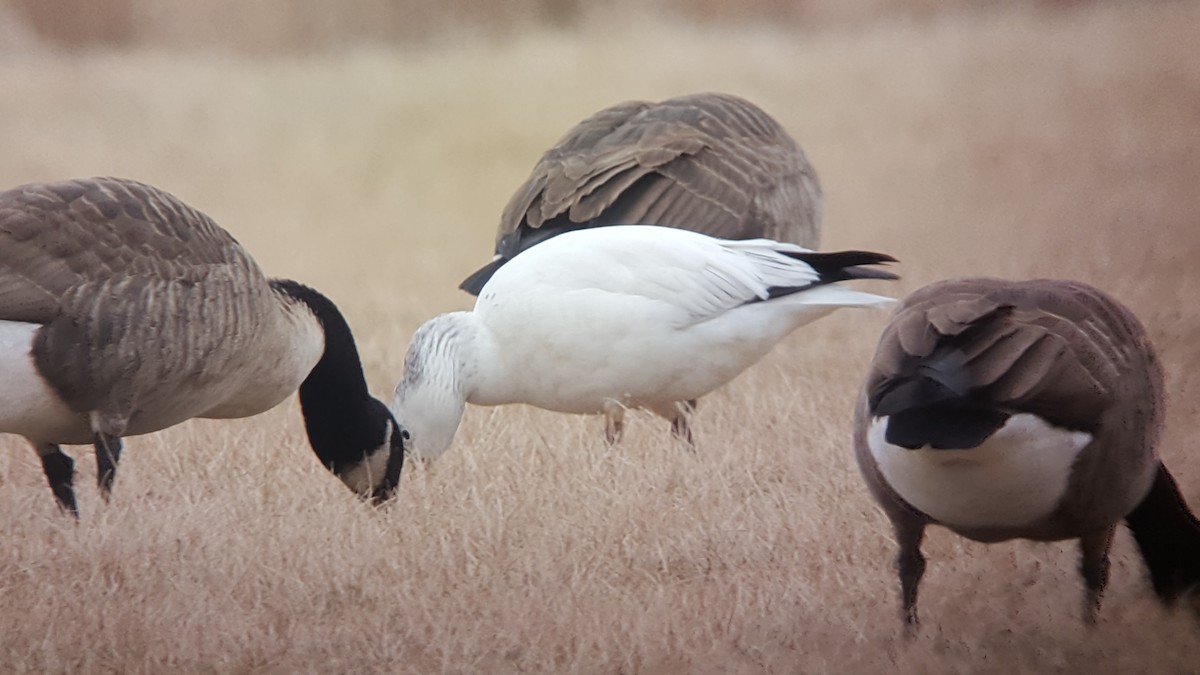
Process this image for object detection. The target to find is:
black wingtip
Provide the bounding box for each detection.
[782,249,900,283]
[753,248,898,302]
[1125,462,1200,607]
[871,375,961,417]
[846,266,901,281]
[458,257,509,296]
[869,352,973,415]
[880,405,1010,450]
[842,250,899,265]
[784,249,898,266]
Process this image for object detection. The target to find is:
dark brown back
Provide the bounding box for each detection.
[0,177,269,415]
[856,277,1164,537]
[865,278,1160,432]
[498,92,822,250]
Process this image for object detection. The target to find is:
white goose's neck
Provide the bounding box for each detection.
[391,311,495,460]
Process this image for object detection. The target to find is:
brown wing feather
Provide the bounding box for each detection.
[859,277,1166,539]
[497,92,822,248]
[0,177,270,417]
[868,277,1160,432]
[0,178,253,322]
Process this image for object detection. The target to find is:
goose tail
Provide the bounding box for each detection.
[871,350,972,417]
[1125,462,1200,614]
[867,349,1012,450]
[760,249,899,306]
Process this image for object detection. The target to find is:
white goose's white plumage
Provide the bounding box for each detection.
[393,225,898,459]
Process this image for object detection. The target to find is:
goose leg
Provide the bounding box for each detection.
[1079,526,1116,625]
[34,441,78,517]
[893,517,927,636]
[670,415,694,447]
[603,400,626,445]
[94,432,124,501]
[647,400,696,448]
[673,400,697,448]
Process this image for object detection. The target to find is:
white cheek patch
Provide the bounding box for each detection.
[868,413,1092,530]
[338,425,393,496]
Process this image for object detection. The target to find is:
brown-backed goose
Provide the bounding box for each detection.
[459,92,822,295]
[0,177,405,514]
[854,277,1200,630]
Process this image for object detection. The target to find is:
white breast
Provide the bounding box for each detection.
[0,321,90,443]
[867,413,1092,529]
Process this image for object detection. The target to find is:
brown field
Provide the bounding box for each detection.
[1,2,1199,673]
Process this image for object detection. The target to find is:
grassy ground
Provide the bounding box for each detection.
[1,2,1199,672]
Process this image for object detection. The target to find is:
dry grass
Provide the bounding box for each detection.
[1,2,1199,672]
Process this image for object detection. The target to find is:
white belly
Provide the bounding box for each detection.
[0,321,90,442]
[867,413,1092,529]
[475,291,828,414]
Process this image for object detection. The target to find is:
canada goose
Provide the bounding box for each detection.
[0,177,406,514]
[854,277,1200,631]
[458,92,822,295]
[396,224,896,460]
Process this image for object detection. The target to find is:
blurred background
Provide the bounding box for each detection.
[3,0,1086,54]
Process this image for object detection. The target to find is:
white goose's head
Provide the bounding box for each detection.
[391,313,473,461]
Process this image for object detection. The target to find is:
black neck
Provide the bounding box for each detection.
[271,279,386,473]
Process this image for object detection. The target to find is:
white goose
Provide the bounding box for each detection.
[0,177,406,514]
[394,225,897,459]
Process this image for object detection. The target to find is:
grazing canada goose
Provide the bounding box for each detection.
[0,177,406,514]
[396,224,896,460]
[854,277,1200,631]
[458,92,822,295]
